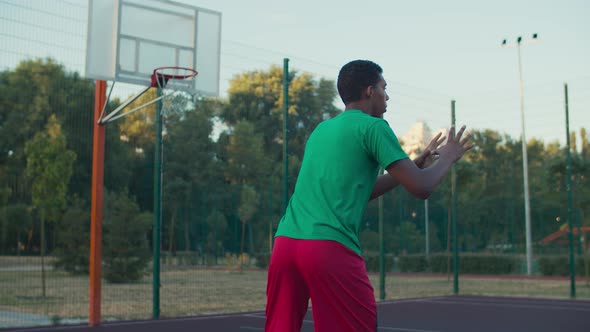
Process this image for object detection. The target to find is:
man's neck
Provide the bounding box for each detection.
[345,101,370,115]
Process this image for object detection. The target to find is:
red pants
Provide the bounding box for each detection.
[265,236,376,332]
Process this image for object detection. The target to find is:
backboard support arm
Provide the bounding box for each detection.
[99,85,159,124]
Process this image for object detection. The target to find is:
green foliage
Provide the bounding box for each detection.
[1,58,589,274]
[102,191,152,283]
[238,185,260,222]
[363,253,395,272]
[538,255,586,276]
[226,121,269,185]
[25,114,76,222]
[52,197,89,274]
[0,204,32,254]
[254,252,270,269]
[458,254,519,274]
[206,210,227,256]
[392,254,519,274]
[398,255,429,272]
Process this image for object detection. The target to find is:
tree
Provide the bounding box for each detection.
[581,128,589,159]
[0,186,10,253]
[162,99,219,253]
[237,185,259,272]
[163,177,190,254]
[0,203,32,255]
[225,120,269,185]
[118,89,158,149]
[102,190,152,283]
[53,197,90,274]
[24,114,76,296]
[221,66,340,196]
[206,209,228,262]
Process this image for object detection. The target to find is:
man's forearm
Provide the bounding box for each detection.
[369,155,424,200]
[369,174,398,200]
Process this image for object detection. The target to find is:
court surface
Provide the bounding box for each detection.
[8,295,590,332]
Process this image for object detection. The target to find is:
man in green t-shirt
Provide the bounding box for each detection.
[265,60,473,332]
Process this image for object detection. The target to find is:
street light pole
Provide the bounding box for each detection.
[502,33,538,275]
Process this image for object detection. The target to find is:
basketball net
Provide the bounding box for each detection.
[98,67,198,124]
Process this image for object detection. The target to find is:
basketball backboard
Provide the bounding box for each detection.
[85,0,221,96]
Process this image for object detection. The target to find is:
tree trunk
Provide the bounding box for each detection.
[1,217,6,254]
[446,207,452,281]
[168,207,177,255]
[248,222,254,264]
[41,217,46,297]
[16,230,21,256]
[240,220,247,273]
[184,210,190,252]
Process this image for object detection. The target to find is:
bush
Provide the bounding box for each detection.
[459,254,518,274]
[538,255,587,276]
[254,252,270,269]
[398,255,428,272]
[102,191,152,283]
[429,254,452,273]
[367,253,521,275]
[53,199,90,275]
[363,252,394,272]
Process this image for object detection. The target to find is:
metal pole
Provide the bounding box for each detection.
[399,192,405,254]
[268,187,273,254]
[516,40,534,276]
[451,100,459,294]
[282,58,290,214]
[564,83,576,298]
[378,170,386,300]
[425,199,430,257]
[576,209,582,256]
[89,80,106,326]
[153,88,163,318]
[509,162,516,253]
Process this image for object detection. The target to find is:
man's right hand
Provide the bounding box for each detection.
[435,125,474,163]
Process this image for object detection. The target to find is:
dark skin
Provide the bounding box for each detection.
[344,74,475,201]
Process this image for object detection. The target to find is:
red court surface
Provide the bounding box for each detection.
[5,295,590,332]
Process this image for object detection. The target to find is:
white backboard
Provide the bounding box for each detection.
[86,0,221,96]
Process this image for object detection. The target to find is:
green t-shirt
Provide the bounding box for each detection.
[275,110,408,255]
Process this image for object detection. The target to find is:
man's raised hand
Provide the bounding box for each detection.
[435,125,475,163]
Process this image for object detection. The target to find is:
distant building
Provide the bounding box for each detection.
[400,121,447,159]
[400,121,430,159]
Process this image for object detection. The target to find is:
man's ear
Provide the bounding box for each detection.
[364,85,373,98]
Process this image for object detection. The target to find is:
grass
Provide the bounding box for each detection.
[1,256,589,327]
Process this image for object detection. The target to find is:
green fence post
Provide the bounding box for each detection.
[451,100,459,295]
[282,58,289,214]
[153,87,163,319]
[564,83,576,298]
[378,169,386,300]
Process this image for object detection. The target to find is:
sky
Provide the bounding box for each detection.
[182,0,590,147]
[1,0,588,146]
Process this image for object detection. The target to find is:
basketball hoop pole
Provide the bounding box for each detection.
[88,67,197,321]
[89,80,106,326]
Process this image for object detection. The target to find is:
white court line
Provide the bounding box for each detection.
[379,327,441,332]
[440,296,590,307]
[244,313,266,318]
[425,299,590,312]
[378,296,448,305]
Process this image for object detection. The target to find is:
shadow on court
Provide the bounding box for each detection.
[5,296,590,332]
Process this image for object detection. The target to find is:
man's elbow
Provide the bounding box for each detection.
[414,191,431,200]
[411,185,433,200]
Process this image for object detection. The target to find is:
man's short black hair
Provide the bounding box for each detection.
[337,60,383,105]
